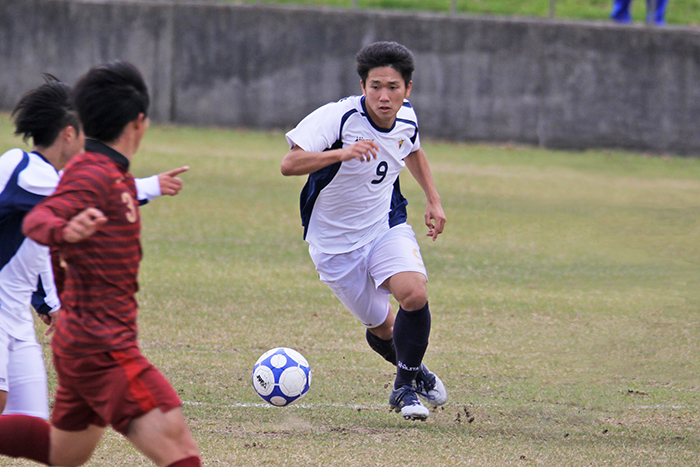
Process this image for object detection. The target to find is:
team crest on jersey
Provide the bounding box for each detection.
[398,139,405,149]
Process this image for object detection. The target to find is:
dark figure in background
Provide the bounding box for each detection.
[611,0,668,25]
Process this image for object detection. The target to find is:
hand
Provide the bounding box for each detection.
[63,207,107,243]
[158,166,189,196]
[40,309,60,336]
[340,140,379,163]
[424,201,446,241]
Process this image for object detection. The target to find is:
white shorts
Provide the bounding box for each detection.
[0,328,49,419]
[309,223,427,328]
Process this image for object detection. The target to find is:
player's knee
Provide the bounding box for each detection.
[399,289,428,312]
[0,390,7,414]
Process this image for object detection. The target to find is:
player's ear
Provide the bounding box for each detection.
[404,80,412,99]
[61,125,76,143]
[130,113,149,135]
[360,79,367,96]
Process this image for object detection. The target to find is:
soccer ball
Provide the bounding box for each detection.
[252,347,311,407]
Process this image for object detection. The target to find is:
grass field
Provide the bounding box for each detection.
[0,115,699,465]
[224,0,700,26]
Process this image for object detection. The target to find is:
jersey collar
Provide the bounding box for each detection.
[85,139,130,171]
[360,96,396,133]
[30,151,60,174]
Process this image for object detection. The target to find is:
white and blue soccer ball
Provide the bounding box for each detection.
[252,347,311,407]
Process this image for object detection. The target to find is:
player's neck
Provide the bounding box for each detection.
[105,129,142,162]
[105,140,134,162]
[33,145,64,172]
[105,115,147,162]
[365,107,396,129]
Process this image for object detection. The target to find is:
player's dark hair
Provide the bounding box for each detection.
[72,60,149,143]
[11,74,81,147]
[356,41,415,87]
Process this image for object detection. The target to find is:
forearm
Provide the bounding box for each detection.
[281,147,343,176]
[23,206,68,247]
[405,149,441,204]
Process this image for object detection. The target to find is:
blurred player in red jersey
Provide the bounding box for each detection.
[0,61,201,467]
[0,74,188,421]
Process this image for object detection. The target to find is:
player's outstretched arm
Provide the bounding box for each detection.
[281,142,379,176]
[404,148,446,241]
[135,166,189,204]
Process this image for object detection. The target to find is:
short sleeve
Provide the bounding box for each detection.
[285,100,353,152]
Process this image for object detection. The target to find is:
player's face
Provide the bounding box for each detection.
[361,66,412,129]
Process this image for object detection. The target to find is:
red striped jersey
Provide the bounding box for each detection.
[22,139,142,357]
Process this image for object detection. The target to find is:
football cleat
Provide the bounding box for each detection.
[389,385,430,420]
[415,364,447,406]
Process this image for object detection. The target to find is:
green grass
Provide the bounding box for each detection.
[0,114,699,465]
[219,0,700,26]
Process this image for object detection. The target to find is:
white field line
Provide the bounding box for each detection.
[183,401,697,410]
[184,401,386,409]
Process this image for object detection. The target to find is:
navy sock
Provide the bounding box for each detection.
[393,302,431,389]
[365,329,397,365]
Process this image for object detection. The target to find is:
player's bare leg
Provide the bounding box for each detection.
[0,390,6,414]
[126,407,200,467]
[49,424,105,466]
[383,271,428,311]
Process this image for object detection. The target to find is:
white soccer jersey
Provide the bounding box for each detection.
[285,95,421,254]
[0,149,61,341]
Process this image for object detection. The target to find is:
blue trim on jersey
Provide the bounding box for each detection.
[395,118,419,144]
[0,152,45,270]
[389,177,408,228]
[395,118,417,129]
[299,108,359,239]
[300,160,341,240]
[339,108,359,137]
[32,277,51,315]
[0,151,54,314]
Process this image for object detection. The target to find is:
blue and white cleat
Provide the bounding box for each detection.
[415,364,447,407]
[389,385,430,420]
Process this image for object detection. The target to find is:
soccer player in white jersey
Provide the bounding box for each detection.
[282,41,447,420]
[0,76,187,419]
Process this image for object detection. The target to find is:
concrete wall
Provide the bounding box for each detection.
[2,0,700,154]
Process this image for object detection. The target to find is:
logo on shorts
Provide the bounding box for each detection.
[413,248,424,268]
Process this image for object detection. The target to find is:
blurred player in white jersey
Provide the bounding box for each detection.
[0,75,187,419]
[282,41,447,420]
